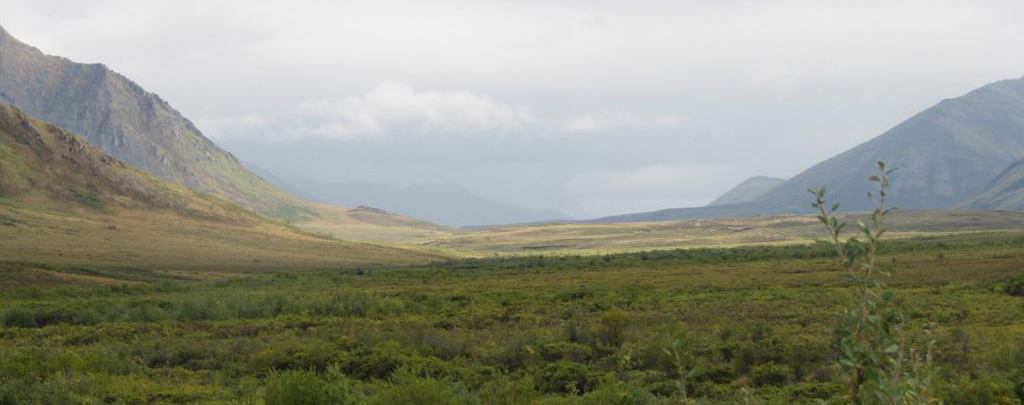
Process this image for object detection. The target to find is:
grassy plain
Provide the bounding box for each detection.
[421,210,1024,256]
[2,231,1023,404]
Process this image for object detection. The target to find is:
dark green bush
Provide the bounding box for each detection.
[264,369,356,405]
[540,342,592,363]
[341,343,408,380]
[693,365,735,384]
[2,308,37,328]
[1005,275,1024,297]
[489,335,539,372]
[1014,375,1024,404]
[535,361,595,395]
[581,380,656,405]
[0,374,84,405]
[478,375,541,405]
[751,362,789,387]
[598,310,631,348]
[369,368,473,405]
[941,377,1020,405]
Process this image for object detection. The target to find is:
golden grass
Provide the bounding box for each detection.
[416,209,1024,256]
[295,203,450,244]
[0,203,442,273]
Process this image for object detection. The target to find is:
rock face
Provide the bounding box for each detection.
[0,25,308,220]
[964,159,1024,210]
[707,176,786,207]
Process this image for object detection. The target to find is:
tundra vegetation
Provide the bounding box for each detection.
[1,165,1024,404]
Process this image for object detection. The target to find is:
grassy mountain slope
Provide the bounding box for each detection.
[0,103,439,272]
[707,176,785,206]
[964,159,1024,210]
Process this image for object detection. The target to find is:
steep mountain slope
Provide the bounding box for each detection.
[0,25,307,220]
[964,159,1024,210]
[592,77,1024,223]
[0,103,438,269]
[707,176,786,206]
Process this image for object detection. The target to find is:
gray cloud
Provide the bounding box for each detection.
[3,0,1024,217]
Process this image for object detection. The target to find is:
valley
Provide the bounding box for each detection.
[2,8,1024,404]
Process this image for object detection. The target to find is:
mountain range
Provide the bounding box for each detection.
[595,77,1024,222]
[0,25,448,240]
[2,23,1023,233]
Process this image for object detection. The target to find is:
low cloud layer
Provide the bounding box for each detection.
[209,82,686,141]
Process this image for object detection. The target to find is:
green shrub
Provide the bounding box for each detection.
[341,343,408,380]
[942,378,1020,405]
[540,342,592,363]
[1014,375,1024,404]
[264,368,356,405]
[751,362,789,387]
[1005,275,1024,297]
[535,361,595,395]
[598,310,631,348]
[478,375,541,405]
[581,380,656,405]
[0,372,87,405]
[694,365,735,384]
[2,308,37,328]
[369,368,474,405]
[255,338,341,373]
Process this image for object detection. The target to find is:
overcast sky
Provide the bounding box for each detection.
[4,0,1024,217]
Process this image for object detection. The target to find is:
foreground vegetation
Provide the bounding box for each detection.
[2,230,1023,404]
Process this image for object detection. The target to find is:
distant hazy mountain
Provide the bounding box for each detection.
[592,77,1024,223]
[283,179,566,228]
[964,159,1024,210]
[0,25,308,220]
[707,176,786,206]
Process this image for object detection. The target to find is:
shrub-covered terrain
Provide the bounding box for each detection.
[2,232,1024,404]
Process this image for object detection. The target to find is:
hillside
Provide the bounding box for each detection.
[593,77,1024,223]
[0,103,439,272]
[964,159,1024,210]
[707,176,785,206]
[0,25,310,220]
[755,77,1024,212]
